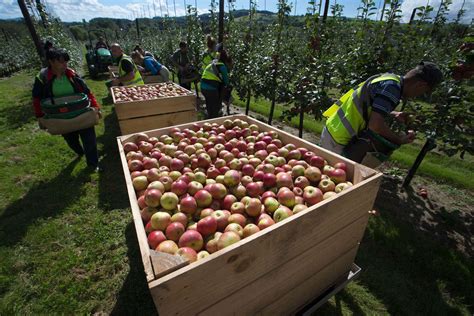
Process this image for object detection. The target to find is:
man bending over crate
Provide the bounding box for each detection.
[320,62,443,166]
[110,43,144,87]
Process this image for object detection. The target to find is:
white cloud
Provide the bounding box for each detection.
[0,0,206,22]
[0,0,21,19]
[400,0,473,24]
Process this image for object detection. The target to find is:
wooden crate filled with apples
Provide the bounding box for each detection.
[111,82,196,135]
[117,114,382,315]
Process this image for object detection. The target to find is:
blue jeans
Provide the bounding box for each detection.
[62,127,99,167]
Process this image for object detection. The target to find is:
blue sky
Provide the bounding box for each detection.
[0,0,472,23]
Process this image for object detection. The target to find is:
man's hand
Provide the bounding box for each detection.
[400,130,416,144]
[391,111,410,123]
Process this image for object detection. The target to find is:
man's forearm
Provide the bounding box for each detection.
[373,124,404,145]
[118,71,135,83]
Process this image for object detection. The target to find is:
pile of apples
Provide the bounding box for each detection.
[113,82,192,102]
[123,118,353,264]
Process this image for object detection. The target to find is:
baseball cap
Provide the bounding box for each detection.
[416,61,443,88]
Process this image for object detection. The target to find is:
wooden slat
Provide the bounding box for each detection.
[115,94,195,120]
[150,250,189,279]
[118,110,197,135]
[198,216,367,315]
[262,247,359,315]
[144,75,165,84]
[116,138,155,282]
[147,174,381,315]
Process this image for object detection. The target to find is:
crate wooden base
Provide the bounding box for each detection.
[118,109,197,135]
[117,114,382,315]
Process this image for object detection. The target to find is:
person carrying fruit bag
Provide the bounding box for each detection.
[32,47,102,171]
[320,62,443,167]
[200,49,232,119]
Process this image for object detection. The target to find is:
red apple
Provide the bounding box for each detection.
[222,194,238,210]
[273,206,293,223]
[318,178,336,193]
[228,213,247,227]
[258,217,275,230]
[223,170,241,187]
[150,211,171,231]
[294,176,310,189]
[171,180,188,196]
[176,247,198,263]
[178,230,204,252]
[310,155,325,169]
[147,230,166,249]
[303,186,324,205]
[217,231,241,250]
[171,212,188,227]
[276,172,293,189]
[157,240,178,254]
[165,222,186,242]
[334,162,347,171]
[224,223,244,238]
[293,204,308,214]
[197,215,218,236]
[243,224,260,237]
[264,197,280,213]
[245,198,262,217]
[211,210,230,231]
[328,168,347,184]
[277,189,296,208]
[194,189,213,207]
[179,196,198,215]
[208,183,228,200]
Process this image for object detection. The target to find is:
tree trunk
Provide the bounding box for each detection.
[18,0,45,66]
[379,1,386,21]
[218,0,224,43]
[409,8,417,24]
[322,0,330,23]
[245,90,251,115]
[402,138,436,187]
[136,19,140,39]
[299,107,304,138]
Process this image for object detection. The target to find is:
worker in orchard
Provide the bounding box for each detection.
[200,48,232,119]
[320,62,443,165]
[110,43,144,86]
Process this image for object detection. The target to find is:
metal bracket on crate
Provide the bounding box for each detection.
[149,250,189,279]
[297,263,362,315]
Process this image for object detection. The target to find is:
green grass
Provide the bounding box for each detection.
[232,95,474,190]
[0,71,472,314]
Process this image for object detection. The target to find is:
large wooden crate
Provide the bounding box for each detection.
[117,114,382,315]
[111,82,196,135]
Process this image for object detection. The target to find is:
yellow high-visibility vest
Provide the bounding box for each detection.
[324,74,401,146]
[118,54,144,86]
[201,60,224,83]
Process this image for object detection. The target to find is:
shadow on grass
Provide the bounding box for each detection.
[0,158,88,247]
[349,176,472,314]
[110,222,157,315]
[315,175,473,315]
[96,104,130,212]
[0,101,35,131]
